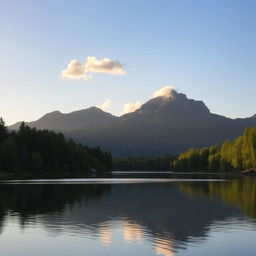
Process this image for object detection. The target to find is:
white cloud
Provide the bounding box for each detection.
[153,86,176,98]
[61,60,91,80]
[98,99,111,111]
[123,101,142,114]
[85,56,125,75]
[61,56,126,80]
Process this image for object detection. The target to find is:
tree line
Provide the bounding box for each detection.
[0,118,112,176]
[171,126,256,172]
[113,155,175,171]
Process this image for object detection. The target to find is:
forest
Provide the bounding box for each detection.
[171,126,256,172]
[113,155,175,171]
[0,118,112,176]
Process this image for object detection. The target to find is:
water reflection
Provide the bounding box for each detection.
[123,221,144,243]
[99,222,112,246]
[178,177,256,219]
[155,237,175,256]
[0,178,255,255]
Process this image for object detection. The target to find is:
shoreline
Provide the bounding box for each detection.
[241,168,256,176]
[0,172,111,180]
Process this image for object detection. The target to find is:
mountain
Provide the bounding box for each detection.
[9,90,256,157]
[10,107,117,131]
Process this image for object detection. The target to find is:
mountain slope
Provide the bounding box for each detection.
[68,91,256,156]
[9,90,256,157]
[67,92,256,156]
[10,107,117,131]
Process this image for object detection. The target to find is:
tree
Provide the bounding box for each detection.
[249,127,256,170]
[208,153,220,172]
[0,117,8,144]
[0,122,112,175]
[30,152,43,171]
[171,126,256,173]
[0,137,17,172]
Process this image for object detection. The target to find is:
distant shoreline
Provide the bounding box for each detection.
[0,172,104,180]
[0,170,246,180]
[241,168,256,176]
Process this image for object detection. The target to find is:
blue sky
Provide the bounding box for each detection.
[1,0,255,125]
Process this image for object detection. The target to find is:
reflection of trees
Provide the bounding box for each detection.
[0,181,249,255]
[0,184,111,232]
[178,177,256,219]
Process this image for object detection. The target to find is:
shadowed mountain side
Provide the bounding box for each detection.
[10,107,117,131]
[69,113,254,157]
[9,90,256,157]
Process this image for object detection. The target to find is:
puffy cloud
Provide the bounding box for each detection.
[98,99,111,111]
[61,60,91,80]
[153,86,176,98]
[85,56,125,75]
[61,56,125,80]
[123,101,142,114]
[121,86,177,115]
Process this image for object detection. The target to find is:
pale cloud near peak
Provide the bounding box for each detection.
[122,86,176,114]
[61,56,126,80]
[98,99,111,111]
[123,101,142,114]
[153,86,176,98]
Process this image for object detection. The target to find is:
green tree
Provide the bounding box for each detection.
[249,127,256,170]
[208,153,220,172]
[30,152,43,171]
[0,137,17,171]
[1,122,111,175]
[0,117,8,144]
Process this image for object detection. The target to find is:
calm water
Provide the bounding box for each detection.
[0,173,256,256]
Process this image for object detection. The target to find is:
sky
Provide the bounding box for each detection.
[0,0,256,125]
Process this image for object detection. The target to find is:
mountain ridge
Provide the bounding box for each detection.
[9,90,256,157]
[10,107,117,131]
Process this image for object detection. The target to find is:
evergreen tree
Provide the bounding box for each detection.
[0,117,8,144]
[0,118,112,175]
[30,152,43,171]
[0,137,17,171]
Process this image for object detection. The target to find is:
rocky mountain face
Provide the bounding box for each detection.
[9,90,256,157]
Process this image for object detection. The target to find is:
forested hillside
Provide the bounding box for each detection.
[171,126,256,172]
[0,118,111,176]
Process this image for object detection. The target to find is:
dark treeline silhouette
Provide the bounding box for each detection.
[0,118,112,176]
[0,184,111,232]
[171,126,256,172]
[113,155,175,171]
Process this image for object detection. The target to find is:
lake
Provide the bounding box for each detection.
[0,173,255,256]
